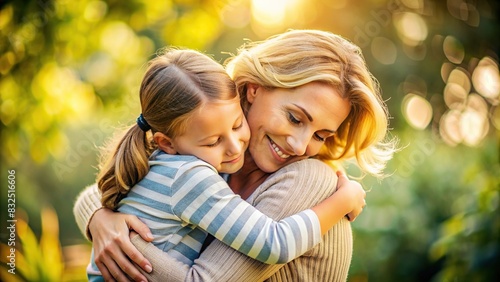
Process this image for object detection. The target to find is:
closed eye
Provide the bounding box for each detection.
[206,138,221,147]
[233,122,243,130]
[314,133,325,142]
[288,112,301,124]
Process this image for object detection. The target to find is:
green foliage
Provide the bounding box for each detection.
[0,0,224,165]
[0,207,90,282]
[349,130,500,281]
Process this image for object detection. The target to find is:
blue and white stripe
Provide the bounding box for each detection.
[117,151,322,266]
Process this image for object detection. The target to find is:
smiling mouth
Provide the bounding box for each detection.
[225,155,242,163]
[268,136,291,159]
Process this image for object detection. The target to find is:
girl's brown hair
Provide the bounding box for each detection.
[99,49,236,209]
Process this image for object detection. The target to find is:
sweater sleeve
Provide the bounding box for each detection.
[170,163,322,264]
[73,183,102,241]
[133,159,353,282]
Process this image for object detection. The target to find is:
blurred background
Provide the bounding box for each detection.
[0,0,499,281]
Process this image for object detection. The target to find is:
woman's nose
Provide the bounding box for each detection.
[287,135,310,156]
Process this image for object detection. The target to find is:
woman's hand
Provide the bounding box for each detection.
[90,208,154,281]
[335,171,366,222]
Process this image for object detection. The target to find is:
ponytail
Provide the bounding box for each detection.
[98,124,154,209]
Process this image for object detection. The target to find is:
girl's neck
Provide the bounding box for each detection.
[229,152,270,200]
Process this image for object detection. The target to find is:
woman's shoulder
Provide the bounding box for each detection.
[273,158,336,176]
[260,159,338,194]
[249,158,339,212]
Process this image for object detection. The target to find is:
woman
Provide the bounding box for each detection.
[74,29,396,281]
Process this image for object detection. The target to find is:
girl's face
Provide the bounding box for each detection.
[167,98,250,174]
[245,82,351,173]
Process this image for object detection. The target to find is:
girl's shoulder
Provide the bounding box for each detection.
[149,151,217,176]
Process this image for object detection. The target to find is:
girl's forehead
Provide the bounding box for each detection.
[195,97,243,116]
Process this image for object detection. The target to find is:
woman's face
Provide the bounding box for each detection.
[245,82,351,173]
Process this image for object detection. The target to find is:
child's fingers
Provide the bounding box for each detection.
[336,170,347,178]
[336,171,349,188]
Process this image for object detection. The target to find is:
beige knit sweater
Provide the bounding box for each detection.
[73,158,353,281]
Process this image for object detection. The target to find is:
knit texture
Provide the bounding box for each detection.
[74,158,353,281]
[73,184,102,241]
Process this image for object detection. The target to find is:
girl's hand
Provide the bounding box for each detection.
[90,208,154,281]
[335,171,366,222]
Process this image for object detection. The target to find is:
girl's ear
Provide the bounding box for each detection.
[246,83,260,103]
[154,132,177,155]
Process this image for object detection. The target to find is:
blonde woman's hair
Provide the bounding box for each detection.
[99,48,236,209]
[225,29,397,177]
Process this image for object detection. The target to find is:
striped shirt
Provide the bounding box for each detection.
[117,151,321,266]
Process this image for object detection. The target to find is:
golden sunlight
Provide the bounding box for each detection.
[443,68,470,109]
[444,83,467,110]
[439,109,462,146]
[472,57,500,100]
[251,0,287,27]
[460,108,489,147]
[221,1,251,28]
[250,0,302,35]
[393,12,428,46]
[402,94,433,130]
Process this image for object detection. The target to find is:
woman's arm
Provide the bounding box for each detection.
[73,184,154,282]
[135,159,355,281]
[73,184,103,240]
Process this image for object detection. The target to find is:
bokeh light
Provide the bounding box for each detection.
[472,56,500,100]
[100,21,141,61]
[371,37,397,65]
[447,0,481,27]
[393,12,428,46]
[443,68,470,109]
[83,1,107,23]
[220,1,251,28]
[460,108,489,146]
[402,94,433,130]
[438,63,493,146]
[250,0,302,36]
[443,36,465,64]
[444,82,468,110]
[441,62,454,83]
[440,109,462,146]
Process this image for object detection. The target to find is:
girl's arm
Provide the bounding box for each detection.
[135,159,356,281]
[311,171,366,234]
[170,161,363,264]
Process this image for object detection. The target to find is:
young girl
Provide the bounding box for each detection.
[87,48,365,280]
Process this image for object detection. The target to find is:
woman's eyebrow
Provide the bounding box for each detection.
[293,104,314,121]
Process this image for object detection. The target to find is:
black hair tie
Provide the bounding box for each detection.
[136,114,151,131]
